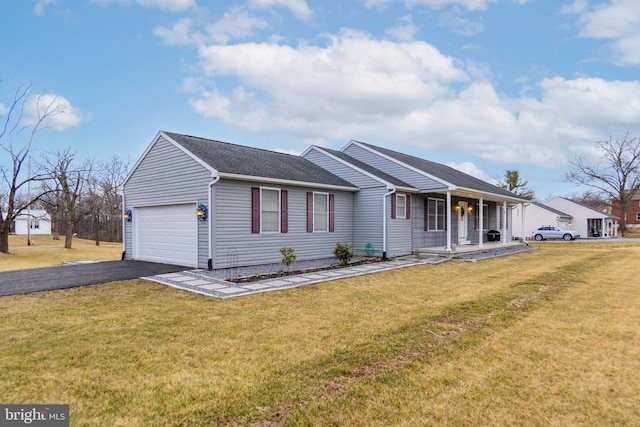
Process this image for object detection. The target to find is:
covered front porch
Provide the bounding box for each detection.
[413,240,528,257]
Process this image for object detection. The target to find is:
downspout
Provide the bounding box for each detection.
[120,189,126,260]
[446,191,452,251]
[207,175,220,270]
[382,187,396,261]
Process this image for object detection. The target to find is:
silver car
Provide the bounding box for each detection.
[533,226,580,241]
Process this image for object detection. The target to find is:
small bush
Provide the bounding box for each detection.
[280,247,297,273]
[333,242,353,266]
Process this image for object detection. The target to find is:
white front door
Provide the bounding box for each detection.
[458,201,469,244]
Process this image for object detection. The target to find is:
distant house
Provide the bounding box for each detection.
[121,131,527,269]
[611,192,640,229]
[512,202,573,240]
[545,197,618,238]
[11,209,52,235]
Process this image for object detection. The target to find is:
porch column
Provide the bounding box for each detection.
[478,197,484,248]
[502,201,507,245]
[446,191,452,252]
[521,203,527,242]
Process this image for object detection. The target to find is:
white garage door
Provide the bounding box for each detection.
[135,204,198,267]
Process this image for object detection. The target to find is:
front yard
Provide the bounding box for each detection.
[0,241,639,425]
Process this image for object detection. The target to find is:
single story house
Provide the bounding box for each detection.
[512,202,573,240]
[545,197,618,238]
[6,209,52,235]
[121,131,527,269]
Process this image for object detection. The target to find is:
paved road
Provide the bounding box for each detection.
[0,260,187,297]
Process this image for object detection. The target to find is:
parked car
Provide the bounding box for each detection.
[533,226,580,241]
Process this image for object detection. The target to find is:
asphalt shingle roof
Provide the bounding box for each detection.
[164,132,357,189]
[354,141,524,199]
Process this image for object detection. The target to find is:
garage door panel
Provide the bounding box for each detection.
[135,204,197,267]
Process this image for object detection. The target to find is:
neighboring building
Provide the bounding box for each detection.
[512,202,573,240]
[12,209,52,235]
[611,192,640,229]
[121,131,527,269]
[545,197,618,238]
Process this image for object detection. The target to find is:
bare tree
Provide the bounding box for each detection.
[499,169,535,200]
[0,82,64,253]
[566,132,640,235]
[40,149,91,249]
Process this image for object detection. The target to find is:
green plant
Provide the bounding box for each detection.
[280,247,297,273]
[333,242,353,266]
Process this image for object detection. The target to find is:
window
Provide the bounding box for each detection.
[261,188,280,232]
[30,220,40,230]
[314,193,328,232]
[391,194,410,219]
[636,212,640,221]
[307,192,335,232]
[476,204,489,230]
[426,198,445,231]
[396,194,406,219]
[251,187,288,234]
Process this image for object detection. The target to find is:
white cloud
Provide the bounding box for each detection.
[386,15,419,41]
[446,161,498,184]
[206,9,270,44]
[362,0,496,11]
[154,18,200,46]
[249,0,313,21]
[33,0,56,16]
[570,0,640,65]
[90,0,196,12]
[185,29,640,170]
[23,94,85,131]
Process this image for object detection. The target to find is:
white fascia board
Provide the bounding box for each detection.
[219,172,359,192]
[160,131,219,177]
[121,131,219,188]
[454,186,529,204]
[346,141,455,190]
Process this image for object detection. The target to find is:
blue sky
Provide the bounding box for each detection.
[2,0,640,200]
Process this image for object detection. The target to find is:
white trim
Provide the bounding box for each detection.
[260,187,281,234]
[312,191,329,232]
[219,172,358,192]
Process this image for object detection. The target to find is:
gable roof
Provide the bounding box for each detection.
[316,147,414,189]
[548,197,618,219]
[162,132,357,190]
[532,202,571,218]
[348,141,525,201]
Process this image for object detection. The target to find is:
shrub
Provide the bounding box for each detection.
[333,242,353,266]
[280,247,296,273]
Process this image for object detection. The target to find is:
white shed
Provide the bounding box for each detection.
[12,209,52,235]
[513,202,573,240]
[545,197,618,238]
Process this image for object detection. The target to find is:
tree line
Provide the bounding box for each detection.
[1,82,129,253]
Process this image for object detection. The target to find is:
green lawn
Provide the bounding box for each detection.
[0,241,639,426]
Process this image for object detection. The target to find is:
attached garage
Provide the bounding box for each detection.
[134,204,198,267]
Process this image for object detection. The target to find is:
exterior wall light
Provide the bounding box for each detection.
[124,209,132,222]
[196,204,208,221]
[468,205,473,213]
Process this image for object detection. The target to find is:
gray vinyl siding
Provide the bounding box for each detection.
[414,195,451,249]
[386,193,413,257]
[303,148,386,257]
[211,179,354,269]
[344,144,446,191]
[123,136,211,267]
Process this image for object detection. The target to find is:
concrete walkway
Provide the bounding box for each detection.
[145,257,439,299]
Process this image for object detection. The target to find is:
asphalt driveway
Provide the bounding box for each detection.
[0,260,187,297]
